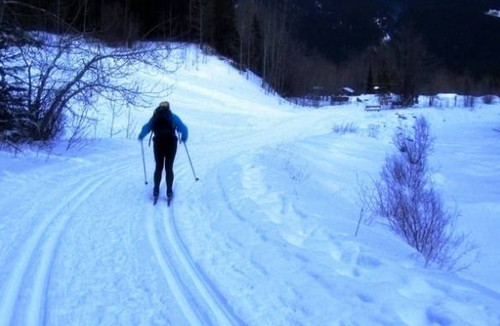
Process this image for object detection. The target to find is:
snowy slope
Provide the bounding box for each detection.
[1,44,500,326]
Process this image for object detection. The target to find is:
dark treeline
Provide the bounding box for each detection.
[2,0,500,146]
[6,0,239,57]
[270,0,500,102]
[3,0,500,101]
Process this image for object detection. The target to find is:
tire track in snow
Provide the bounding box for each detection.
[0,160,132,326]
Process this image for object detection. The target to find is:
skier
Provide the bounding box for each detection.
[138,101,188,203]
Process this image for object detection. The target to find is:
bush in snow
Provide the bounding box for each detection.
[361,116,472,269]
[367,123,382,138]
[482,95,495,105]
[332,122,358,135]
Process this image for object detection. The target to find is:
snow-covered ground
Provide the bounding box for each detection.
[1,44,499,325]
[487,9,500,18]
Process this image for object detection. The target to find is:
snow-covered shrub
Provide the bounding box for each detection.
[332,122,358,135]
[367,123,381,138]
[464,95,475,108]
[362,116,471,269]
[482,95,494,105]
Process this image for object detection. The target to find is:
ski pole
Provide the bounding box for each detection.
[140,140,148,185]
[183,142,199,182]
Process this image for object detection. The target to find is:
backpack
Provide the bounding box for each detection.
[151,106,176,139]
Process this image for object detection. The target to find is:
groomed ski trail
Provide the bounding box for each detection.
[0,158,132,326]
[0,140,249,325]
[145,200,244,326]
[0,99,350,325]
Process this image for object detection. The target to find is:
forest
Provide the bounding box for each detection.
[1,0,500,146]
[3,0,500,98]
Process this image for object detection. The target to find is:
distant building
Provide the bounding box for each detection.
[330,87,353,105]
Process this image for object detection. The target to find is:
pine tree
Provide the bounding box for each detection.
[250,14,263,75]
[366,66,374,94]
[0,0,4,26]
[212,0,239,58]
[0,2,29,145]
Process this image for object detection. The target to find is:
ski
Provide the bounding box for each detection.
[152,195,172,206]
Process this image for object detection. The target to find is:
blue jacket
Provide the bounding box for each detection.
[138,112,188,142]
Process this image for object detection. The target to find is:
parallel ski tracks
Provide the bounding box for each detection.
[1,148,244,325]
[0,159,132,326]
[146,202,244,326]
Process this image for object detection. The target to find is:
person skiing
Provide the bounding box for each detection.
[138,101,188,202]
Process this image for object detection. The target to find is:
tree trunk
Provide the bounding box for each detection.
[0,0,4,27]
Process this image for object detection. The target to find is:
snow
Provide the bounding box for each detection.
[1,43,500,325]
[486,9,500,18]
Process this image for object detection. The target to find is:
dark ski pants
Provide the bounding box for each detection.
[153,137,178,195]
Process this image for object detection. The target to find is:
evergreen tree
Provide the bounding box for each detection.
[0,1,30,145]
[366,66,374,94]
[0,0,4,26]
[403,0,500,77]
[250,14,263,75]
[212,0,239,58]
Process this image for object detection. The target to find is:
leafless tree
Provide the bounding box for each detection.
[24,33,174,144]
[1,1,177,148]
[235,0,260,75]
[191,0,212,51]
[259,0,295,94]
[0,0,5,25]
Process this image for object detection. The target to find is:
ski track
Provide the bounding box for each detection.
[167,204,245,326]
[0,110,347,325]
[0,159,132,326]
[146,208,205,326]
[146,198,243,326]
[1,143,245,325]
